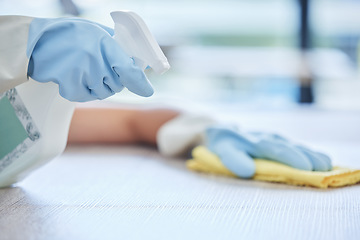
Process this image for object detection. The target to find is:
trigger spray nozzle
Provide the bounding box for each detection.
[111,11,170,75]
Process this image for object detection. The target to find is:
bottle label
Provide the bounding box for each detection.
[0,89,41,173]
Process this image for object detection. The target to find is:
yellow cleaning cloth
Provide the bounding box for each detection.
[187,146,360,188]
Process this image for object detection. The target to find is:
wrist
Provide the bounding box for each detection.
[157,112,218,157]
[131,108,180,145]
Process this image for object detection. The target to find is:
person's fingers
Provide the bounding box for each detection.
[87,79,116,100]
[315,152,332,169]
[252,140,313,171]
[83,55,119,100]
[208,139,255,178]
[58,82,93,102]
[296,145,332,171]
[207,127,314,171]
[248,132,288,143]
[113,65,154,97]
[101,37,154,97]
[89,57,125,98]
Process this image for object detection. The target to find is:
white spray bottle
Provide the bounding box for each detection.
[0,10,170,188]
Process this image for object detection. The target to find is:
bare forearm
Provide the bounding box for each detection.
[67,107,180,146]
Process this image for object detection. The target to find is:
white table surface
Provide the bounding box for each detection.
[1,107,360,240]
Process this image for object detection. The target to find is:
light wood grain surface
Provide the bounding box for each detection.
[1,109,360,240]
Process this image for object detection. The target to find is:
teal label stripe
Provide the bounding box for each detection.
[0,89,41,173]
[0,97,28,159]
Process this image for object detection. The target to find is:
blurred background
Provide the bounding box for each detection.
[2,0,360,110]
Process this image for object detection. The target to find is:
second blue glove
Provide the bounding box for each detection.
[206,126,332,178]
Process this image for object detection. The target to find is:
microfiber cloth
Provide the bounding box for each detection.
[187,146,360,188]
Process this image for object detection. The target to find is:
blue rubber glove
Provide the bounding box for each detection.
[206,126,332,178]
[26,18,153,102]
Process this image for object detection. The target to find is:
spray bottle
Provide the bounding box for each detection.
[0,11,170,188]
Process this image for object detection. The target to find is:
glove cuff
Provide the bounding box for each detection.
[156,113,218,157]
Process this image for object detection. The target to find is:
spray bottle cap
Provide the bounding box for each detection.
[111,11,170,75]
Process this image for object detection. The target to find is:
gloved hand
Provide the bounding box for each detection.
[206,126,332,178]
[26,18,153,102]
